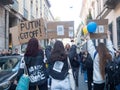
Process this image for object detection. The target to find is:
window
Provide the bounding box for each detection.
[23,0,27,9]
[0,57,19,71]
[36,7,38,18]
[116,17,120,48]
[109,23,113,42]
[12,0,18,11]
[30,0,33,18]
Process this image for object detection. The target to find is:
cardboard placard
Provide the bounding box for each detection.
[10,26,20,46]
[18,18,46,44]
[47,21,74,39]
[87,19,108,39]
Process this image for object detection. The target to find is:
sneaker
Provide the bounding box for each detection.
[91,83,94,86]
[48,85,51,89]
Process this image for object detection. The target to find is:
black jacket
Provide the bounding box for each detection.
[49,58,69,80]
[24,51,48,86]
[45,45,52,62]
[68,45,80,68]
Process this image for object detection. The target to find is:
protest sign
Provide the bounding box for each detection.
[18,18,46,44]
[87,19,108,39]
[47,21,74,39]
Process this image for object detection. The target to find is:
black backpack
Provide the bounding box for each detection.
[93,51,120,85]
[85,53,93,70]
[105,57,120,85]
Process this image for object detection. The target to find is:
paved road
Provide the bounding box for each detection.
[48,67,88,90]
[78,68,88,90]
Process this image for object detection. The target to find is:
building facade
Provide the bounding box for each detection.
[78,0,120,50]
[0,0,54,52]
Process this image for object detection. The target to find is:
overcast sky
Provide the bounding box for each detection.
[49,0,82,30]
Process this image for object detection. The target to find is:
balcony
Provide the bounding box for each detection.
[104,0,120,9]
[0,0,14,5]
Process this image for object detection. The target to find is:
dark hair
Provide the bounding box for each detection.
[97,43,112,79]
[65,43,71,49]
[50,40,67,61]
[24,38,40,57]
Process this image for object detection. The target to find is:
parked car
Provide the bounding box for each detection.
[0,55,23,90]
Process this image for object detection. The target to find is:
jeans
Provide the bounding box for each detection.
[84,70,88,82]
[116,84,120,90]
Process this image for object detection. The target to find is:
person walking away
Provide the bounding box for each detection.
[24,38,48,90]
[81,51,88,83]
[45,45,52,62]
[45,45,52,88]
[114,50,120,90]
[68,44,80,87]
[48,40,71,90]
[86,31,114,90]
[65,43,71,55]
[84,51,93,90]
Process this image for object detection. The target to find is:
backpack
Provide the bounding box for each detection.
[93,51,120,85]
[105,58,120,85]
[85,54,93,70]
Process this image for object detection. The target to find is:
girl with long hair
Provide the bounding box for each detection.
[48,40,71,90]
[86,31,114,90]
[65,43,71,55]
[24,38,48,90]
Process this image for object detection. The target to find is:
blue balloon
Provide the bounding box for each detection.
[87,22,97,33]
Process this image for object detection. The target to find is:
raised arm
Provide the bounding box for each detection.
[86,34,96,60]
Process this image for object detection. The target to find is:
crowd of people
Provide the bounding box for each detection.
[0,48,20,56]
[0,30,120,90]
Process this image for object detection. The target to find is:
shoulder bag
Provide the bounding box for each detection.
[67,57,76,90]
[16,58,30,90]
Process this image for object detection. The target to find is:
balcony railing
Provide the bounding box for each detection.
[104,0,120,9]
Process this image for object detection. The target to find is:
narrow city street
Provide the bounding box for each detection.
[1,0,120,90]
[48,67,88,90]
[78,68,88,90]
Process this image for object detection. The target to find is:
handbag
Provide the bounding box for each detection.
[16,58,30,90]
[67,57,76,90]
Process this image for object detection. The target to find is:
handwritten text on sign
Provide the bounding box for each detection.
[18,19,44,43]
